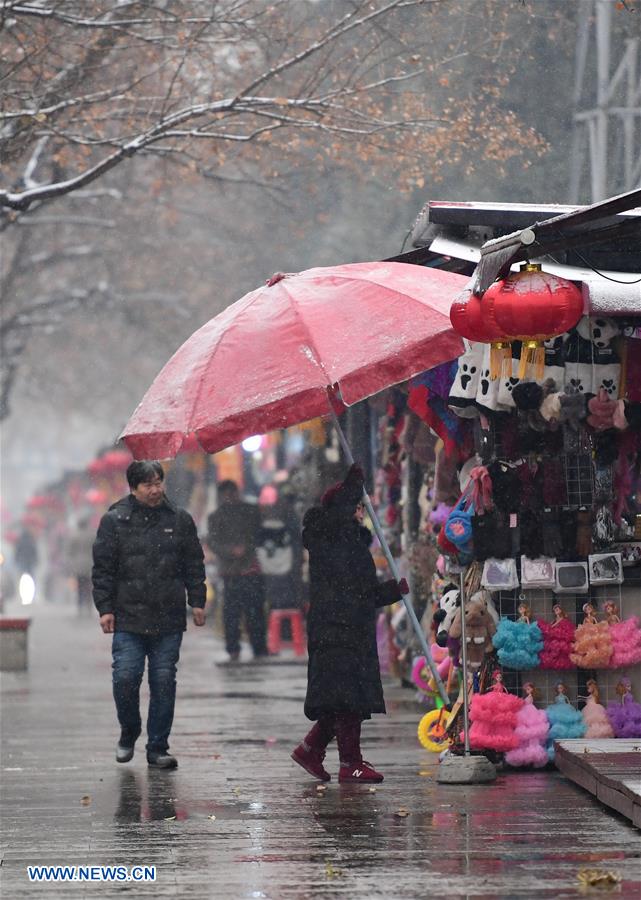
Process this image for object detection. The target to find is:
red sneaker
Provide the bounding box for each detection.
[338,761,384,784]
[291,743,331,782]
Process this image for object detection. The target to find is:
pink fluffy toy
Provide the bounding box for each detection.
[607,678,641,738]
[538,605,575,670]
[505,683,549,768]
[468,671,524,753]
[570,602,613,669]
[604,602,641,668]
[582,678,614,738]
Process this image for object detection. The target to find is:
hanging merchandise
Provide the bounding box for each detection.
[504,683,550,768]
[492,602,543,669]
[448,590,497,671]
[545,682,586,761]
[448,339,484,417]
[468,671,523,752]
[605,602,641,668]
[607,678,641,738]
[570,603,613,669]
[520,556,556,589]
[554,561,589,595]
[481,557,519,591]
[588,552,623,586]
[582,679,614,739]
[538,605,575,670]
[564,316,621,397]
[479,264,583,380]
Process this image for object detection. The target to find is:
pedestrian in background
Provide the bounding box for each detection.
[291,463,408,784]
[92,460,206,769]
[66,516,95,614]
[206,480,268,662]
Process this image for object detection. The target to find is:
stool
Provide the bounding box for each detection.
[267,609,306,656]
[0,618,31,671]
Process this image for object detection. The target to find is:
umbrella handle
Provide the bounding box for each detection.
[328,404,450,707]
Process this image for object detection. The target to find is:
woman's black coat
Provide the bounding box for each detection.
[303,468,401,721]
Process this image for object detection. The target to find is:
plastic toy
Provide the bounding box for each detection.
[545,681,586,760]
[570,602,613,668]
[582,678,614,738]
[505,683,549,768]
[538,604,575,669]
[607,678,641,738]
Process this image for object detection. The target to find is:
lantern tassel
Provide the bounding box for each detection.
[518,340,545,381]
[490,342,512,380]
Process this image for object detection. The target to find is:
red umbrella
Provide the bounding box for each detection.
[121,262,465,459]
[121,261,465,705]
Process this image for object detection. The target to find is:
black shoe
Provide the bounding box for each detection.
[147,752,178,769]
[116,743,135,763]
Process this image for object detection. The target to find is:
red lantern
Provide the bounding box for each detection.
[450,288,503,344]
[450,287,516,380]
[482,264,583,379]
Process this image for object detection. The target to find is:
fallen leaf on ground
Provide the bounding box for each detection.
[80,795,91,806]
[395,807,410,818]
[368,787,376,793]
[325,861,343,879]
[577,868,621,887]
[207,815,217,821]
[316,785,327,793]
[164,816,176,821]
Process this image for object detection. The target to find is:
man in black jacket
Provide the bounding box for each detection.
[92,460,206,769]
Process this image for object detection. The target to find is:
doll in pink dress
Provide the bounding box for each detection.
[606,601,641,668]
[469,670,523,753]
[570,602,613,669]
[582,678,614,738]
[539,605,575,669]
[505,682,549,768]
[607,678,641,738]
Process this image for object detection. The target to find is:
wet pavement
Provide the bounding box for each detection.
[2,603,641,899]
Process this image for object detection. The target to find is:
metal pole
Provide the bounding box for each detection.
[457,567,471,756]
[329,405,450,706]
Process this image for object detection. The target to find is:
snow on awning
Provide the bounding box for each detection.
[429,236,641,316]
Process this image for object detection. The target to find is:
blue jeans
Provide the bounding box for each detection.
[112,631,183,755]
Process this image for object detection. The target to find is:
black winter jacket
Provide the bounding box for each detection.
[303,468,401,721]
[92,494,206,635]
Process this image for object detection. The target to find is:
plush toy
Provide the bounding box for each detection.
[449,589,497,670]
[433,584,460,648]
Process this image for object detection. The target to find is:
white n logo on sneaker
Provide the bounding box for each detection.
[352,769,363,777]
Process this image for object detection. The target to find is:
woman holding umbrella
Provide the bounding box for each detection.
[291,463,408,783]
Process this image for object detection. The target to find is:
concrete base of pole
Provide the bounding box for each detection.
[436,754,497,784]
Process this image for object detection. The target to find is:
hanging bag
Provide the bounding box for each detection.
[444,485,475,561]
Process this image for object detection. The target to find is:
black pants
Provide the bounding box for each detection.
[223,574,267,656]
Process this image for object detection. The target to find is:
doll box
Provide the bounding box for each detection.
[554,561,589,595]
[588,552,623,585]
[520,556,556,589]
